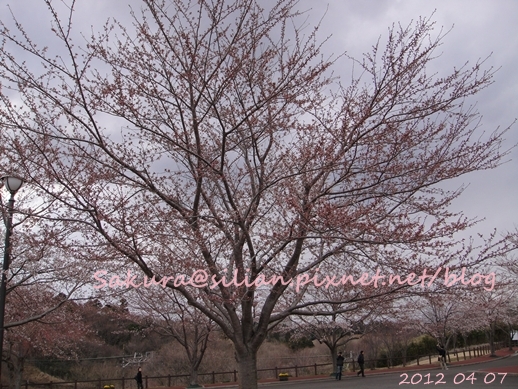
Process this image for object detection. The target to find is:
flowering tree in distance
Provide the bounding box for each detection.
[411,290,471,350]
[466,270,517,356]
[132,287,214,387]
[0,1,512,388]
[0,187,94,387]
[3,286,90,389]
[293,313,363,374]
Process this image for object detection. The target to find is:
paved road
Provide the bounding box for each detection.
[261,353,518,389]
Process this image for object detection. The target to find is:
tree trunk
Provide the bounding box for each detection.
[489,321,496,357]
[14,359,22,389]
[187,368,199,388]
[236,350,258,389]
[6,355,22,389]
[5,346,19,389]
[330,347,338,375]
[508,323,514,351]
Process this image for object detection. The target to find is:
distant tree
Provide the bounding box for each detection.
[500,257,518,350]
[296,315,361,373]
[358,323,385,369]
[133,288,214,387]
[412,291,466,349]
[377,319,418,367]
[0,187,94,388]
[0,1,513,388]
[3,287,90,389]
[286,280,386,373]
[408,263,510,357]
[466,268,516,356]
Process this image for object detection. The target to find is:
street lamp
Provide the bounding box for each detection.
[0,175,23,386]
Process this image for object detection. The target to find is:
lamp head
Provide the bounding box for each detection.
[1,175,24,195]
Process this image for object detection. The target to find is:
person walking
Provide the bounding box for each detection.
[436,343,448,370]
[336,352,345,380]
[135,366,143,389]
[357,350,365,377]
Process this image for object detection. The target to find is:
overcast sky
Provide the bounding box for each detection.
[297,0,518,242]
[2,0,517,242]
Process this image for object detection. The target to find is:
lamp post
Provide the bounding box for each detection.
[0,175,23,386]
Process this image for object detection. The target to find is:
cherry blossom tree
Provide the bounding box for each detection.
[502,301,518,351]
[499,255,518,350]
[0,187,95,387]
[375,317,419,367]
[132,288,214,387]
[284,270,393,373]
[358,322,385,369]
[466,269,516,356]
[407,261,512,358]
[0,1,513,388]
[412,291,468,349]
[3,287,91,389]
[292,314,361,373]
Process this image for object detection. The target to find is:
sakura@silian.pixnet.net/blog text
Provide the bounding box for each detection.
[92,266,496,291]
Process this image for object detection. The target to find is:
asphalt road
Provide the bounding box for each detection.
[262,353,518,389]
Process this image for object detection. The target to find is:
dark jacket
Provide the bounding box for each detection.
[357,353,364,364]
[135,371,143,383]
[436,345,446,357]
[337,355,345,366]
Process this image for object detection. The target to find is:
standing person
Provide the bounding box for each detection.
[336,352,345,380]
[436,343,448,370]
[356,350,365,377]
[135,366,143,389]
